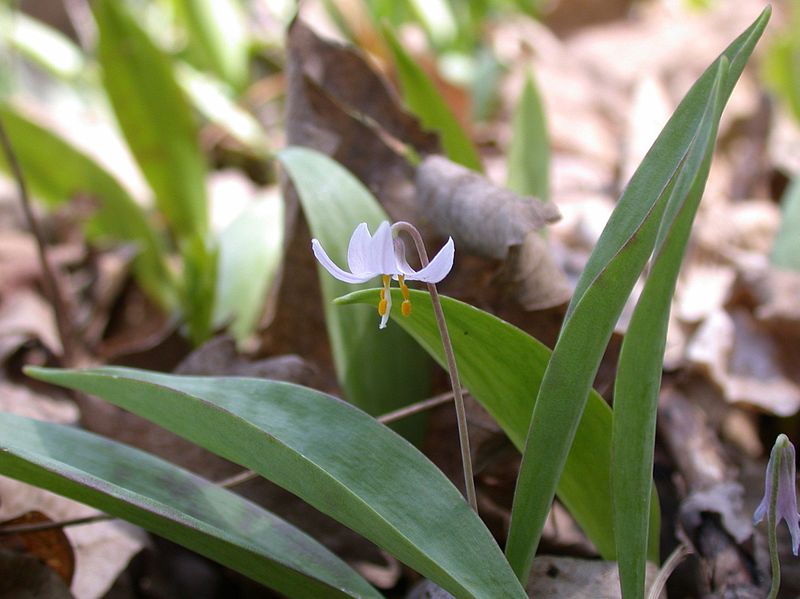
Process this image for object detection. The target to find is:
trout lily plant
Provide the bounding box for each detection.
[0,8,773,599]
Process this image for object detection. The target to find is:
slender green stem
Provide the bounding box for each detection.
[392,221,478,512]
[767,454,781,599]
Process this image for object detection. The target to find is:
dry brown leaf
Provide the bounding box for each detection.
[285,18,439,225]
[0,547,74,599]
[687,308,800,417]
[0,288,62,361]
[0,510,76,584]
[415,156,559,258]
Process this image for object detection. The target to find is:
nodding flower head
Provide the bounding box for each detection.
[311,221,454,329]
[754,434,800,556]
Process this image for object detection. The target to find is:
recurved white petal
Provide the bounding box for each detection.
[404,237,454,283]
[312,239,376,284]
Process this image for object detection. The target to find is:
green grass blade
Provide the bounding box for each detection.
[506,8,769,583]
[278,147,431,434]
[94,0,208,240]
[771,173,800,270]
[27,366,527,599]
[177,63,271,159]
[382,25,482,171]
[0,412,383,599]
[507,71,550,201]
[174,0,250,91]
[0,103,175,308]
[613,60,727,599]
[2,11,85,80]
[337,288,659,561]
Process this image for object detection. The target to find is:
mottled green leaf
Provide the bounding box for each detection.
[0,411,383,598]
[27,366,527,599]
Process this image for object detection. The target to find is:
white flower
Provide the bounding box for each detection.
[311,221,454,328]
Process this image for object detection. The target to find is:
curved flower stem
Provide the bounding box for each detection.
[392,221,478,512]
[767,454,781,599]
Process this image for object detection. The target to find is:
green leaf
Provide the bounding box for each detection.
[506,71,549,201]
[613,60,726,599]
[277,147,431,437]
[173,0,250,91]
[180,236,218,345]
[0,103,175,307]
[177,63,271,159]
[336,288,657,561]
[94,0,208,240]
[0,411,382,599]
[762,1,800,123]
[771,173,800,270]
[26,366,527,599]
[505,8,769,583]
[214,192,284,343]
[383,25,482,171]
[1,11,86,80]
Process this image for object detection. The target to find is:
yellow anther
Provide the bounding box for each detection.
[401,300,412,317]
[382,274,391,287]
[379,288,385,300]
[378,298,388,316]
[399,275,410,301]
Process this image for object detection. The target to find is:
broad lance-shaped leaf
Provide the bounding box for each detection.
[506,8,769,583]
[0,103,175,308]
[0,412,382,599]
[336,289,659,562]
[27,367,527,599]
[278,147,431,438]
[94,0,208,239]
[613,61,726,599]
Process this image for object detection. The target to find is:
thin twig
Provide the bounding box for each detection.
[0,513,112,535]
[377,389,456,424]
[646,543,693,599]
[392,221,478,512]
[0,115,76,365]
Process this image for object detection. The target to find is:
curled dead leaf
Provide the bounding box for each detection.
[417,156,560,260]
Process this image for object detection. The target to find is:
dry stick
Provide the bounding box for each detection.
[646,543,693,599]
[0,116,76,366]
[0,513,112,536]
[391,220,478,513]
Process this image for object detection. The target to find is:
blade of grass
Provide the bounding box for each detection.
[382,25,482,171]
[505,8,770,583]
[174,0,250,91]
[613,59,727,599]
[507,71,549,201]
[94,0,208,240]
